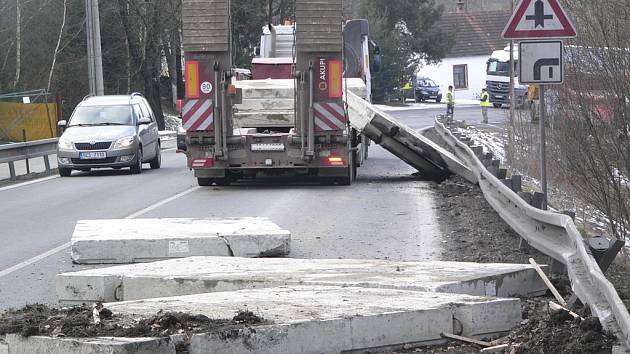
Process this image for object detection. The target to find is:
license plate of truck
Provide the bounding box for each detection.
[79,151,107,159]
[251,143,285,152]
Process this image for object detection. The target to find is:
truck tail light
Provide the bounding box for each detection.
[190,158,213,168]
[327,156,344,166]
[176,99,182,114]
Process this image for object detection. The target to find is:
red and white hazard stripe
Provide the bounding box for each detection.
[313,102,347,131]
[182,99,214,131]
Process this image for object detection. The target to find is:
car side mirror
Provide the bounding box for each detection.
[57,120,67,128]
[138,117,151,125]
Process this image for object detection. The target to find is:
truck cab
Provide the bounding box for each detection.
[486,46,528,108]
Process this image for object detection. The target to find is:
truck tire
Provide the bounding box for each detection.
[197,177,213,186]
[338,153,354,186]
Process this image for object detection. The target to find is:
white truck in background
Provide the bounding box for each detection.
[486,46,528,108]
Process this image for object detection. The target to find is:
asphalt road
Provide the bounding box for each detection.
[0,103,507,309]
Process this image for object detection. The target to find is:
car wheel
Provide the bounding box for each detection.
[149,144,161,169]
[197,177,213,186]
[493,103,502,108]
[59,168,72,177]
[130,148,143,174]
[436,99,442,103]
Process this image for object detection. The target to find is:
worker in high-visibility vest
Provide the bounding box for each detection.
[480,88,491,123]
[446,85,454,124]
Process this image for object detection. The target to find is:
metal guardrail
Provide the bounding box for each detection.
[0,138,58,180]
[434,117,630,350]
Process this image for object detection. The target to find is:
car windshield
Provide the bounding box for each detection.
[417,79,437,87]
[68,105,132,127]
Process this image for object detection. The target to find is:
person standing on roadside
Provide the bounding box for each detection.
[480,88,490,123]
[446,85,454,124]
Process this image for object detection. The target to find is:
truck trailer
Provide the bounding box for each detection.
[181,0,376,186]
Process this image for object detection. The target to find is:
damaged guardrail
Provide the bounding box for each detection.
[434,117,630,350]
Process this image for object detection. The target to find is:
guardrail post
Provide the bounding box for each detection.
[511,175,522,192]
[498,168,507,180]
[471,146,483,157]
[531,192,545,209]
[8,161,17,180]
[550,260,566,275]
[44,155,51,173]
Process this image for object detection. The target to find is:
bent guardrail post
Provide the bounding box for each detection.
[434,117,630,350]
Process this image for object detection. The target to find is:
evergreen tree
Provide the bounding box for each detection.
[362,0,454,102]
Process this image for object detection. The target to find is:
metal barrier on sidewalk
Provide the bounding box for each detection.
[0,138,58,180]
[434,117,630,350]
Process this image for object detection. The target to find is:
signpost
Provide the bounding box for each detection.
[503,0,576,210]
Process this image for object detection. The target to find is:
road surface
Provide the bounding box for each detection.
[0,104,507,309]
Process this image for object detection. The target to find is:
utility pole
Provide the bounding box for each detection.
[508,0,515,125]
[85,0,104,96]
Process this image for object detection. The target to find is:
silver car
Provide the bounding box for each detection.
[56,93,161,176]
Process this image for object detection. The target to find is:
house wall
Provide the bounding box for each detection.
[417,55,490,100]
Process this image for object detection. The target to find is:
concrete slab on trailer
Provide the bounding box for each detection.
[70,218,290,264]
[56,257,546,304]
[235,78,368,99]
[5,335,174,354]
[346,91,475,182]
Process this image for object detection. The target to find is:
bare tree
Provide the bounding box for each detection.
[47,0,68,92]
[13,0,21,89]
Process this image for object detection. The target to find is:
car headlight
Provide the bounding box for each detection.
[421,90,428,95]
[113,136,136,149]
[58,137,74,150]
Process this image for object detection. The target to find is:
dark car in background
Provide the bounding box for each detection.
[414,77,442,103]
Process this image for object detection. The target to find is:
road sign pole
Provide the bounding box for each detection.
[539,84,547,210]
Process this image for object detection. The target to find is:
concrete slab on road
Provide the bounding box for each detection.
[57,256,546,304]
[113,286,518,354]
[70,218,291,264]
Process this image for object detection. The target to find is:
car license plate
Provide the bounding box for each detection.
[495,95,504,99]
[79,151,106,159]
[251,143,285,152]
[429,95,437,98]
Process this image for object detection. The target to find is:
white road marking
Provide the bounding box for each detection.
[0,175,60,192]
[0,185,201,278]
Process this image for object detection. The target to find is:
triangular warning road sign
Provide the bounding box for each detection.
[502,0,577,39]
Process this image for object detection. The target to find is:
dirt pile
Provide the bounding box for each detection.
[0,304,265,339]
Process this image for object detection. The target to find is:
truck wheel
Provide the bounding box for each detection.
[338,154,354,186]
[197,178,214,186]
